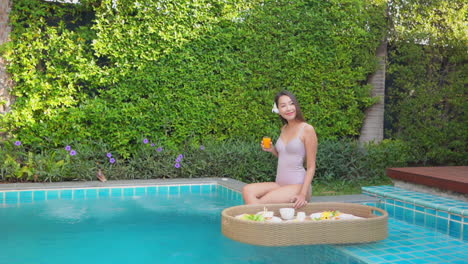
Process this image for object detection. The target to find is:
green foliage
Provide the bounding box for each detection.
[315,139,412,184]
[1,0,387,155]
[1,138,409,185]
[386,0,467,165]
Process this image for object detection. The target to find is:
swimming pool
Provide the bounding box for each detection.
[0,184,365,264]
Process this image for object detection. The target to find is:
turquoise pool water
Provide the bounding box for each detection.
[0,185,363,264]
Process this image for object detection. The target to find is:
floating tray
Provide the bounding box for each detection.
[221,202,388,246]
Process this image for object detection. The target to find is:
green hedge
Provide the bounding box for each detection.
[0,138,410,184]
[1,0,387,156]
[385,0,467,165]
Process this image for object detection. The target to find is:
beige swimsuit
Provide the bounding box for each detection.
[275,124,307,186]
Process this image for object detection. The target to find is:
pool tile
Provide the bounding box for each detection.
[110,188,122,197]
[436,218,448,233]
[123,188,134,196]
[60,190,72,199]
[85,189,97,197]
[180,185,190,193]
[450,214,462,222]
[147,187,157,194]
[449,221,461,239]
[191,185,201,193]
[201,185,211,193]
[33,191,46,201]
[5,192,19,203]
[98,188,110,197]
[169,186,179,195]
[135,187,145,196]
[158,186,169,194]
[74,189,85,199]
[47,190,59,200]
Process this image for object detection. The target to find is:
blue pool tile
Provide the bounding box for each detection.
[437,210,449,218]
[449,220,461,239]
[425,215,437,230]
[60,190,72,199]
[33,191,45,201]
[385,204,395,217]
[395,206,405,220]
[5,192,18,203]
[85,189,97,197]
[147,187,157,194]
[436,217,448,233]
[404,203,415,209]
[415,212,425,226]
[46,190,59,200]
[19,191,33,201]
[201,185,211,193]
[415,205,424,212]
[73,189,85,199]
[169,186,179,195]
[111,188,122,197]
[180,185,190,193]
[98,188,110,197]
[158,186,169,194]
[463,224,468,241]
[381,254,401,261]
[425,208,436,215]
[403,209,415,223]
[123,188,134,196]
[191,185,201,193]
[450,214,462,221]
[135,187,145,196]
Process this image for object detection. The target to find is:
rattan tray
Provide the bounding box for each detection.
[222,202,388,246]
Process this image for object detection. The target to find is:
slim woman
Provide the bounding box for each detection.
[242,91,318,209]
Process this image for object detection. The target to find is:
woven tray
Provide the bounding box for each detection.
[222,202,388,246]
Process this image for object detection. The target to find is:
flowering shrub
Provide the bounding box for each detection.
[0,138,412,184]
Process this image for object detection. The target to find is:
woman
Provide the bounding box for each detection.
[242,91,318,209]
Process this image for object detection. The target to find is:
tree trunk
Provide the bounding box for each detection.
[359,41,387,143]
[0,0,14,138]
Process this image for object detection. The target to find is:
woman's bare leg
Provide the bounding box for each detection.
[256,184,305,204]
[242,182,280,204]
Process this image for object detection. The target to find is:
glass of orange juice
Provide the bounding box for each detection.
[262,136,272,148]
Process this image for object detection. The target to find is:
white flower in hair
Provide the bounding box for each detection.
[272,103,279,114]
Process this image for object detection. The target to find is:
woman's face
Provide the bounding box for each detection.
[277,95,296,121]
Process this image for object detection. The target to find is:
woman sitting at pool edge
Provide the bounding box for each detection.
[242,90,318,209]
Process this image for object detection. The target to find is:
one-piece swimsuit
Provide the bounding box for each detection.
[275,124,307,186]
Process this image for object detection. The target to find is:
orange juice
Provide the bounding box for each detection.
[262,137,272,148]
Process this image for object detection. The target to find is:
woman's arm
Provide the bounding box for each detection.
[293,124,318,208]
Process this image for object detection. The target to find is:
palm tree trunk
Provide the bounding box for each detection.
[0,0,14,133]
[359,41,387,143]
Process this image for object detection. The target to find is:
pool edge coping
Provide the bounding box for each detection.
[0,178,246,192]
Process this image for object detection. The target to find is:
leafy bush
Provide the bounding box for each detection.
[1,138,410,185]
[1,0,387,156]
[385,0,467,165]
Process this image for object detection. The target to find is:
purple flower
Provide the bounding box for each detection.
[15,141,22,146]
[109,158,116,164]
[143,138,149,144]
[177,154,184,159]
[106,152,112,158]
[157,147,163,152]
[65,145,71,151]
[151,143,155,147]
[174,162,181,169]
[200,145,205,150]
[70,150,77,156]
[175,157,182,163]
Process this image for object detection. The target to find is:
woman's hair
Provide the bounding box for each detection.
[274,90,306,124]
